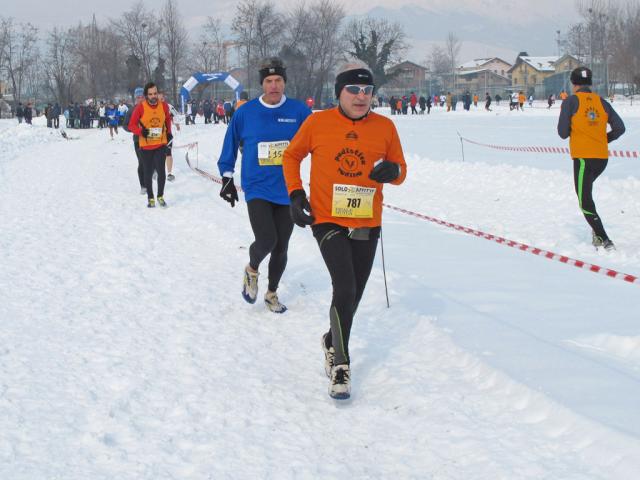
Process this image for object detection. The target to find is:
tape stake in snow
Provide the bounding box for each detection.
[457,131,465,162]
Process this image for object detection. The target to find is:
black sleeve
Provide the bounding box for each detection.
[557,95,578,139]
[122,109,133,133]
[600,97,626,143]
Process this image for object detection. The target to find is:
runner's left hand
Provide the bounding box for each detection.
[369,160,400,183]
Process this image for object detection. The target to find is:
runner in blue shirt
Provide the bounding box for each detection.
[217,57,311,313]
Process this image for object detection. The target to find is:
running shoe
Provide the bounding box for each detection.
[242,266,259,304]
[329,364,351,400]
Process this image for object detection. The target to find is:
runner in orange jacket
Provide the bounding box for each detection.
[283,61,407,399]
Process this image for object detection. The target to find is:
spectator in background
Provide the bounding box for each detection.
[16,102,24,124]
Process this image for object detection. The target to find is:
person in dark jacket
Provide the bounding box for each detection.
[557,67,626,251]
[123,87,149,195]
[24,103,33,124]
[16,103,24,123]
[52,103,61,128]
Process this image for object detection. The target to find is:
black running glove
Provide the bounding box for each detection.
[220,176,239,207]
[369,160,400,183]
[140,126,150,138]
[289,189,315,227]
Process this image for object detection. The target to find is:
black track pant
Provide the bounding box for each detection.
[573,158,609,240]
[312,223,380,366]
[247,199,294,292]
[134,140,144,188]
[141,147,166,199]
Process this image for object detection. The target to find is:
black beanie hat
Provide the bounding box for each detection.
[570,67,592,86]
[334,68,375,98]
[259,57,287,84]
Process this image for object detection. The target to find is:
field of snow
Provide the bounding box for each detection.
[1,101,640,479]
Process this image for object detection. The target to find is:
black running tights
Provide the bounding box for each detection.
[141,148,166,199]
[573,158,609,240]
[134,140,144,188]
[312,224,380,366]
[247,199,294,292]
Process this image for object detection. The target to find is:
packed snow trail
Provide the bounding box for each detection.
[1,116,640,479]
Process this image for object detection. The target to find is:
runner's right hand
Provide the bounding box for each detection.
[289,189,315,227]
[220,176,239,207]
[141,127,149,138]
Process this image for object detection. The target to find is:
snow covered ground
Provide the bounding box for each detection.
[1,102,640,479]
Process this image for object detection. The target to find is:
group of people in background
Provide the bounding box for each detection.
[380,89,576,115]
[387,92,433,115]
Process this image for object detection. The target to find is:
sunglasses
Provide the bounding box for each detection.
[344,85,374,95]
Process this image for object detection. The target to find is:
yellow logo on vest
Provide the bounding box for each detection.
[585,106,600,125]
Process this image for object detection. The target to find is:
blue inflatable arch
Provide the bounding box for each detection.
[180,72,244,113]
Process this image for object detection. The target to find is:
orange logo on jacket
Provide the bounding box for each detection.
[335,147,365,177]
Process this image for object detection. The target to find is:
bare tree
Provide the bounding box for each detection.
[607,1,640,96]
[0,17,10,68]
[232,0,259,95]
[253,2,283,60]
[161,0,188,104]
[426,44,449,93]
[445,32,462,91]
[343,17,406,89]
[232,0,283,95]
[3,18,39,104]
[44,27,78,105]
[281,0,345,104]
[111,1,159,82]
[189,17,226,73]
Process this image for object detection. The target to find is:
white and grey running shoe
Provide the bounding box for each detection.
[242,266,259,304]
[329,364,351,400]
[321,333,334,378]
[592,230,604,247]
[264,291,287,313]
[140,187,147,195]
[167,173,175,182]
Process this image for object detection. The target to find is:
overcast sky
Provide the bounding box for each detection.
[4,0,581,62]
[4,0,579,27]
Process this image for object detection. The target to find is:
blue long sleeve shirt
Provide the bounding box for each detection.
[217,95,311,205]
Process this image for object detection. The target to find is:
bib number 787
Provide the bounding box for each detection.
[347,197,362,209]
[331,184,376,218]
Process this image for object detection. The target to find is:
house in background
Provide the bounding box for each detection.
[383,61,431,97]
[508,52,583,97]
[458,57,512,78]
[455,69,512,96]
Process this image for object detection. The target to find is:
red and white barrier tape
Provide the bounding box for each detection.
[179,142,639,287]
[172,141,199,150]
[383,203,639,286]
[460,136,639,158]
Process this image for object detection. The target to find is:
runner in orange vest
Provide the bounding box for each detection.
[557,67,625,250]
[128,82,173,208]
[283,61,407,399]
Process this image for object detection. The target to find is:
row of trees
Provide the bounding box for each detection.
[562,0,640,95]
[0,0,408,108]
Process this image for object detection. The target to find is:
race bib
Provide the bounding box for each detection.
[148,127,163,139]
[258,140,289,166]
[331,184,376,219]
